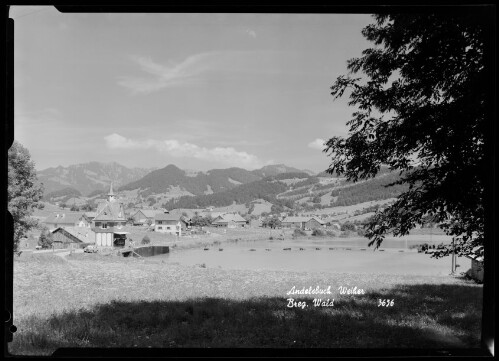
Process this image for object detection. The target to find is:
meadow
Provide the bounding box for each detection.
[10,235,483,355]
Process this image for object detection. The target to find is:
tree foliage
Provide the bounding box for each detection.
[141,235,151,245]
[8,141,45,252]
[324,14,489,259]
[38,228,54,249]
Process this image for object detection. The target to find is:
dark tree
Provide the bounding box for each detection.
[141,235,151,245]
[38,228,54,249]
[267,216,282,229]
[8,141,44,252]
[324,13,491,259]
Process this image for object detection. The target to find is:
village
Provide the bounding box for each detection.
[25,182,355,254]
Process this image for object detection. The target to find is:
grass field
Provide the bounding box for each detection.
[10,249,483,355]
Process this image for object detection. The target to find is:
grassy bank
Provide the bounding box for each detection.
[10,252,483,354]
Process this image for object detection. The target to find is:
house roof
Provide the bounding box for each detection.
[212,213,247,223]
[310,216,325,225]
[134,209,163,218]
[93,200,126,222]
[207,211,225,219]
[466,247,484,262]
[155,213,182,222]
[52,226,95,243]
[282,216,311,223]
[44,212,85,225]
[84,212,98,219]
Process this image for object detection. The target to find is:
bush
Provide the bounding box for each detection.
[312,229,326,237]
[341,222,356,232]
[292,228,307,237]
[326,230,336,237]
[357,228,367,237]
[141,235,151,245]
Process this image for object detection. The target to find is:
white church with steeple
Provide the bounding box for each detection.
[92,183,127,248]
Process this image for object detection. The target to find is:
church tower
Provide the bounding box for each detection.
[108,182,116,203]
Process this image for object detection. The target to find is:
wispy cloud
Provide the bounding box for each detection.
[118,50,282,94]
[308,138,326,150]
[104,133,268,169]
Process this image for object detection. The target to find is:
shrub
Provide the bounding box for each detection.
[269,236,274,240]
[312,229,326,237]
[292,228,307,237]
[141,235,151,245]
[341,222,356,232]
[326,230,336,237]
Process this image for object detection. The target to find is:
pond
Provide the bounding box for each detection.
[155,239,470,276]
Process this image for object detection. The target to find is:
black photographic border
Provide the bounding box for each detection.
[3,1,495,358]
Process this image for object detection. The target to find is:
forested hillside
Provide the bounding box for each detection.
[43,187,82,201]
[330,172,408,206]
[162,178,288,210]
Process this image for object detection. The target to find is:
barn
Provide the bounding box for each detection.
[281,216,309,230]
[211,213,248,228]
[51,227,95,249]
[305,217,326,230]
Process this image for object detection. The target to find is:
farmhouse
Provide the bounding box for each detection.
[211,213,248,228]
[43,212,91,230]
[92,183,128,248]
[154,213,188,236]
[131,209,164,225]
[281,216,310,230]
[51,227,95,249]
[280,216,326,230]
[305,217,326,230]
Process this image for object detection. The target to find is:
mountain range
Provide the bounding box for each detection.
[37,162,155,197]
[37,162,317,198]
[38,161,406,212]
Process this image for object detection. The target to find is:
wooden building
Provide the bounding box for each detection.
[305,217,326,230]
[281,216,326,230]
[51,227,95,249]
[130,209,164,225]
[211,213,248,228]
[281,216,310,230]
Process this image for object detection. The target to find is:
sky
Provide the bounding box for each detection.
[11,7,374,173]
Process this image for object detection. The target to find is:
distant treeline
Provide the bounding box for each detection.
[271,172,310,180]
[330,172,408,206]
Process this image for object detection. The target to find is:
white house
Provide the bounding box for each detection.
[154,213,187,236]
